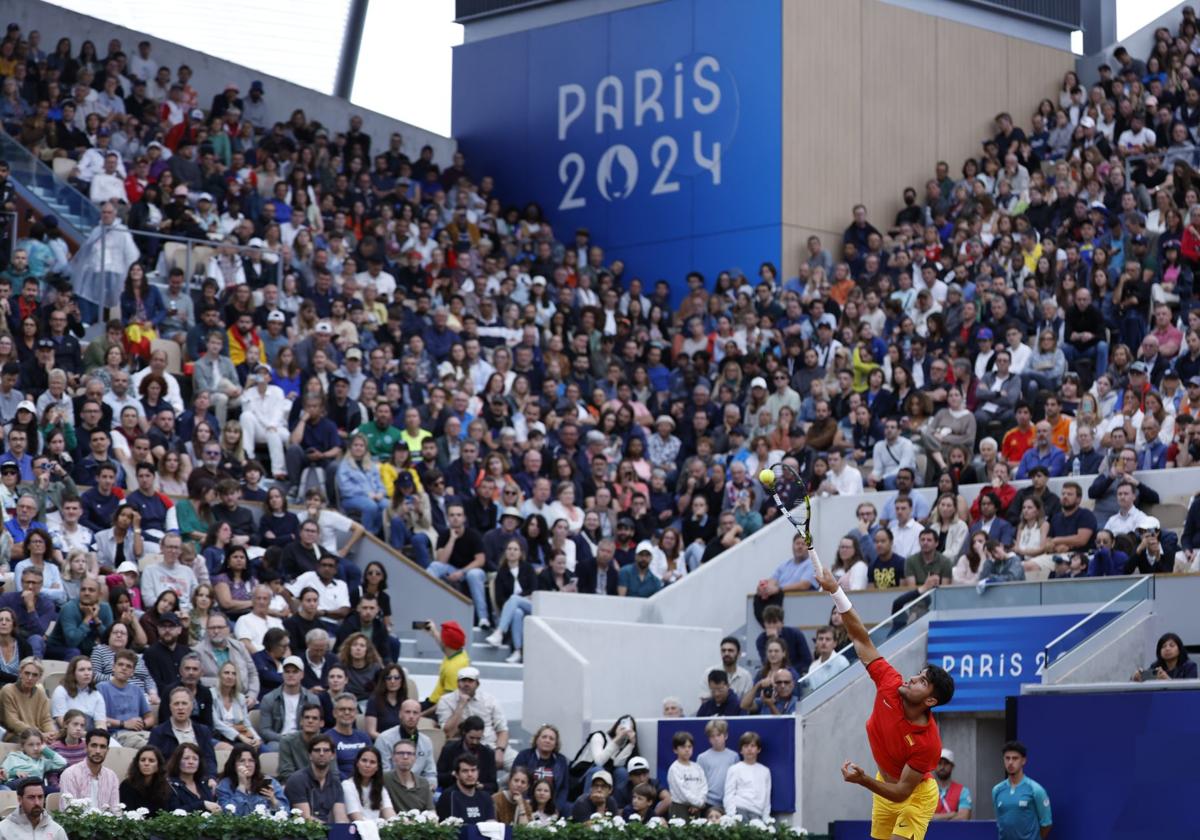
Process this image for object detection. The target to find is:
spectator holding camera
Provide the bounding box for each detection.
[1124,518,1176,574]
[1131,632,1197,681]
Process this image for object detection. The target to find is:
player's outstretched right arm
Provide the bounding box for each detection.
[817,566,880,666]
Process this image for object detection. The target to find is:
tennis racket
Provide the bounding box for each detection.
[758,462,822,575]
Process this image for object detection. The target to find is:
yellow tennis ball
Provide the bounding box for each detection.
[758,469,776,487]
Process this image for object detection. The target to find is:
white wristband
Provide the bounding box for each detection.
[830,586,853,614]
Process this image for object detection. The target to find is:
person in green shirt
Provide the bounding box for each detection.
[357,401,404,460]
[903,528,955,589]
[618,542,662,598]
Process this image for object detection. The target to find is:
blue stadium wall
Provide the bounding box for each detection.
[1016,690,1200,839]
[451,0,783,298]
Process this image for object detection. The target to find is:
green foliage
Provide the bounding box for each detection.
[54,805,814,840]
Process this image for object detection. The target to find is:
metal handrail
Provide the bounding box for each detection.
[0,131,100,236]
[1123,144,1200,188]
[1041,574,1152,667]
[798,587,935,697]
[94,224,286,291]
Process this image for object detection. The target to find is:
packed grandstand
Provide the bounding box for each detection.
[0,2,1195,837]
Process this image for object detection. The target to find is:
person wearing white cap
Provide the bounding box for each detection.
[647,415,681,473]
[617,541,662,598]
[435,666,515,771]
[1125,516,1176,574]
[205,237,246,291]
[258,655,320,751]
[240,363,291,480]
[932,747,972,820]
[568,768,619,822]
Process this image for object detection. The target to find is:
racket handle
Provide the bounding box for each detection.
[810,548,824,578]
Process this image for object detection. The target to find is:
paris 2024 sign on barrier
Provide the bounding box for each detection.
[452,0,783,298]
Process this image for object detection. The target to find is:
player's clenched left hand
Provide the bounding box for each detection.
[817,566,839,594]
[841,760,867,785]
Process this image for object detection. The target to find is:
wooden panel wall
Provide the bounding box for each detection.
[780,0,1071,278]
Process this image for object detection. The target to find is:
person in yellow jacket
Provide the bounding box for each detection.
[227,312,267,380]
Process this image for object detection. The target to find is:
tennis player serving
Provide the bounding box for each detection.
[816,563,955,840]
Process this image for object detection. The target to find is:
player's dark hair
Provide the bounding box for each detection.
[925,664,955,706]
[1002,740,1027,757]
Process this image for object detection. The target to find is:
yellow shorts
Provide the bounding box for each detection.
[870,775,938,840]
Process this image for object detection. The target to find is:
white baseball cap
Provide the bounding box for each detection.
[940,748,955,764]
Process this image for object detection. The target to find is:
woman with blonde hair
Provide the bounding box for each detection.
[928,493,969,560]
[335,433,389,537]
[213,661,261,750]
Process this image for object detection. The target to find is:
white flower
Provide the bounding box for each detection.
[749,818,766,830]
[545,828,557,835]
[611,815,626,828]
[172,809,190,817]
[293,816,308,825]
[291,807,304,816]
[225,804,237,813]
[669,817,687,827]
[254,803,269,815]
[627,813,642,822]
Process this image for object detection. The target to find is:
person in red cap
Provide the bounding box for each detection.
[422,619,471,707]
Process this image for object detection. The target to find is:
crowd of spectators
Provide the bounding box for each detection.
[0,6,1198,832]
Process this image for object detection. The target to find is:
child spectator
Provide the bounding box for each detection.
[666,731,707,819]
[723,731,771,821]
[622,781,658,822]
[2,728,66,791]
[49,710,88,770]
[696,719,739,809]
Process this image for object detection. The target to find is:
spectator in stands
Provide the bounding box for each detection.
[148,684,217,770]
[1125,519,1176,574]
[436,666,512,770]
[1089,449,1160,523]
[977,540,1026,590]
[709,637,753,701]
[752,534,817,623]
[193,611,259,705]
[755,604,813,674]
[565,768,617,823]
[617,540,661,598]
[436,752,496,824]
[284,734,348,825]
[696,669,741,717]
[277,701,324,781]
[215,743,288,815]
[326,691,372,780]
[867,528,905,589]
[57,728,120,812]
[430,503,490,627]
[515,724,569,814]
[384,738,435,815]
[723,731,771,821]
[967,491,1016,552]
[0,570,52,659]
[258,655,317,753]
[3,778,67,840]
[164,741,220,813]
[1131,631,1196,681]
